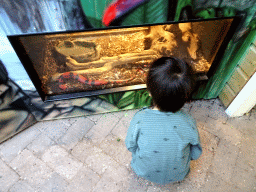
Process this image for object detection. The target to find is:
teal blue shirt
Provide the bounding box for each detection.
[125,107,202,185]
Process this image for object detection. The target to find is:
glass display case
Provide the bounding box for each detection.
[8,17,241,101]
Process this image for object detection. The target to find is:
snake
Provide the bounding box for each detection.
[57,71,138,90]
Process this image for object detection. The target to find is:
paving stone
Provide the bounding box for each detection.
[202,172,242,192]
[204,118,242,146]
[128,172,149,192]
[208,99,229,122]
[67,166,100,192]
[175,179,202,192]
[111,110,137,141]
[181,102,193,113]
[150,181,180,192]
[35,118,75,132]
[111,119,129,141]
[0,158,20,192]
[235,136,256,171]
[39,172,69,192]
[190,99,215,115]
[58,117,94,150]
[199,127,219,154]
[92,167,130,192]
[27,133,56,158]
[1,99,255,191]
[9,149,54,189]
[71,137,96,162]
[146,186,163,192]
[39,119,72,141]
[99,133,132,165]
[227,116,256,137]
[231,165,256,191]
[111,110,127,119]
[210,139,239,183]
[84,146,120,175]
[103,164,130,183]
[189,100,211,127]
[87,113,103,123]
[0,127,41,163]
[187,128,218,188]
[92,173,121,192]
[42,145,83,180]
[8,180,35,192]
[86,114,120,143]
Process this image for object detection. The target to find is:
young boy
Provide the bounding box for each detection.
[125,57,202,185]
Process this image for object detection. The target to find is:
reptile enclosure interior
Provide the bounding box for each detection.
[8,17,241,101]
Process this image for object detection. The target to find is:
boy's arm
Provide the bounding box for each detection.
[125,113,141,153]
[190,144,202,160]
[188,117,202,160]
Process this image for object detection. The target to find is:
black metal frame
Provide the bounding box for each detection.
[7,16,242,102]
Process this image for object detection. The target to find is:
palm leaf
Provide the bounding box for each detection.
[134,89,152,108]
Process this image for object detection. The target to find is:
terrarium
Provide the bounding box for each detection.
[8,17,240,101]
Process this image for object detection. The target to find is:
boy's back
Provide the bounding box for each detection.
[125,108,202,185]
[125,57,202,185]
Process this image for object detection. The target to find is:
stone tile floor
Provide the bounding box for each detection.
[0,98,255,192]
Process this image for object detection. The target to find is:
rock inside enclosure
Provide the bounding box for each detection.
[18,19,233,96]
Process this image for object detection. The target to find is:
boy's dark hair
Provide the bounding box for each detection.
[146,57,195,112]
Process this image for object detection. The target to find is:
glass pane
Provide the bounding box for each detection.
[10,18,234,99]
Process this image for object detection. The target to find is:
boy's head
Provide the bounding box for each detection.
[146,57,195,112]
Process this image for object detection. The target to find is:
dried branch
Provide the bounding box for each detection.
[65,49,158,70]
[52,50,159,81]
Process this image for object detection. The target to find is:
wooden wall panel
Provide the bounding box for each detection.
[219,44,256,107]
[239,45,256,78]
[219,84,236,107]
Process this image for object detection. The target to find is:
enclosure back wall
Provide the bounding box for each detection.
[0,0,256,144]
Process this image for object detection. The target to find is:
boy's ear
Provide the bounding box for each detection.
[146,89,151,97]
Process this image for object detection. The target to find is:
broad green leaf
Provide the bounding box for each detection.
[195,8,216,19]
[134,89,152,108]
[117,91,136,109]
